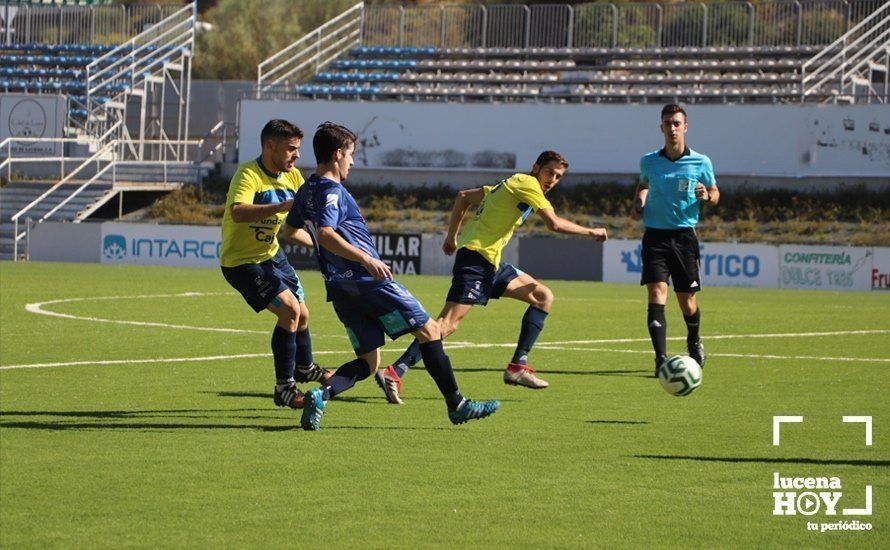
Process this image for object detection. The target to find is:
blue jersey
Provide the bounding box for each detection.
[286,175,384,298]
[639,147,716,230]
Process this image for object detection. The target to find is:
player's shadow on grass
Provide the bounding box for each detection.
[586,420,650,425]
[0,420,293,432]
[0,420,447,432]
[214,390,438,405]
[634,454,890,467]
[0,408,266,418]
[0,409,285,431]
[0,410,453,432]
[212,391,522,405]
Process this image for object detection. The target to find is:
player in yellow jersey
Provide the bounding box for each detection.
[376,151,608,403]
[220,119,330,412]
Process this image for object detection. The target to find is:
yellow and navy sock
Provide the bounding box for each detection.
[294,328,313,369]
[419,340,463,410]
[322,358,371,400]
[511,306,548,365]
[392,339,421,378]
[271,325,296,382]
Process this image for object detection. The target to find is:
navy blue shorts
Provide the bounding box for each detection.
[221,249,305,313]
[641,228,701,293]
[330,281,430,355]
[445,248,524,306]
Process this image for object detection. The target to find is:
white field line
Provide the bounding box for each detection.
[25,292,268,334]
[10,294,888,371]
[0,350,347,370]
[707,353,890,363]
[532,346,890,363]
[3,337,888,370]
[447,329,890,349]
[24,292,350,338]
[25,295,890,343]
[536,329,890,346]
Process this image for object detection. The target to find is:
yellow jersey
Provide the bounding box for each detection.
[219,159,304,268]
[458,173,553,267]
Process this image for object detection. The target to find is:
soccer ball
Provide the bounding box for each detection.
[657,355,702,397]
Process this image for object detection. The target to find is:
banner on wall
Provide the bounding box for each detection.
[97,224,421,273]
[869,247,890,290]
[697,242,779,288]
[603,239,644,285]
[284,232,422,275]
[778,245,873,291]
[26,222,886,292]
[603,239,780,288]
[99,223,222,268]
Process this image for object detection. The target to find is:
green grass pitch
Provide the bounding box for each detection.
[1,261,887,548]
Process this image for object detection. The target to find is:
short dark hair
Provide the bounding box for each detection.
[313,122,357,164]
[260,119,303,147]
[534,150,568,169]
[661,103,687,120]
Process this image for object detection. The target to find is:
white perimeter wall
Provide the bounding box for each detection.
[239,101,890,178]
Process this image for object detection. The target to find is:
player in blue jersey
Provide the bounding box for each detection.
[632,104,720,374]
[286,122,499,430]
[220,119,331,413]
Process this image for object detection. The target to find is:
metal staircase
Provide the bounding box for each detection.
[0,182,114,260]
[801,2,890,104]
[0,137,207,260]
[78,3,196,151]
[1,3,203,261]
[257,2,363,96]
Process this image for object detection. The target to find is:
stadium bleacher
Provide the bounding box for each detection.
[255,0,887,106]
[292,44,820,103]
[0,42,183,119]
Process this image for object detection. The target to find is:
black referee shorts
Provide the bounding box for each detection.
[641,228,701,293]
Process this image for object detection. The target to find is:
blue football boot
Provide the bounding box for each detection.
[300,387,326,431]
[448,398,500,425]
